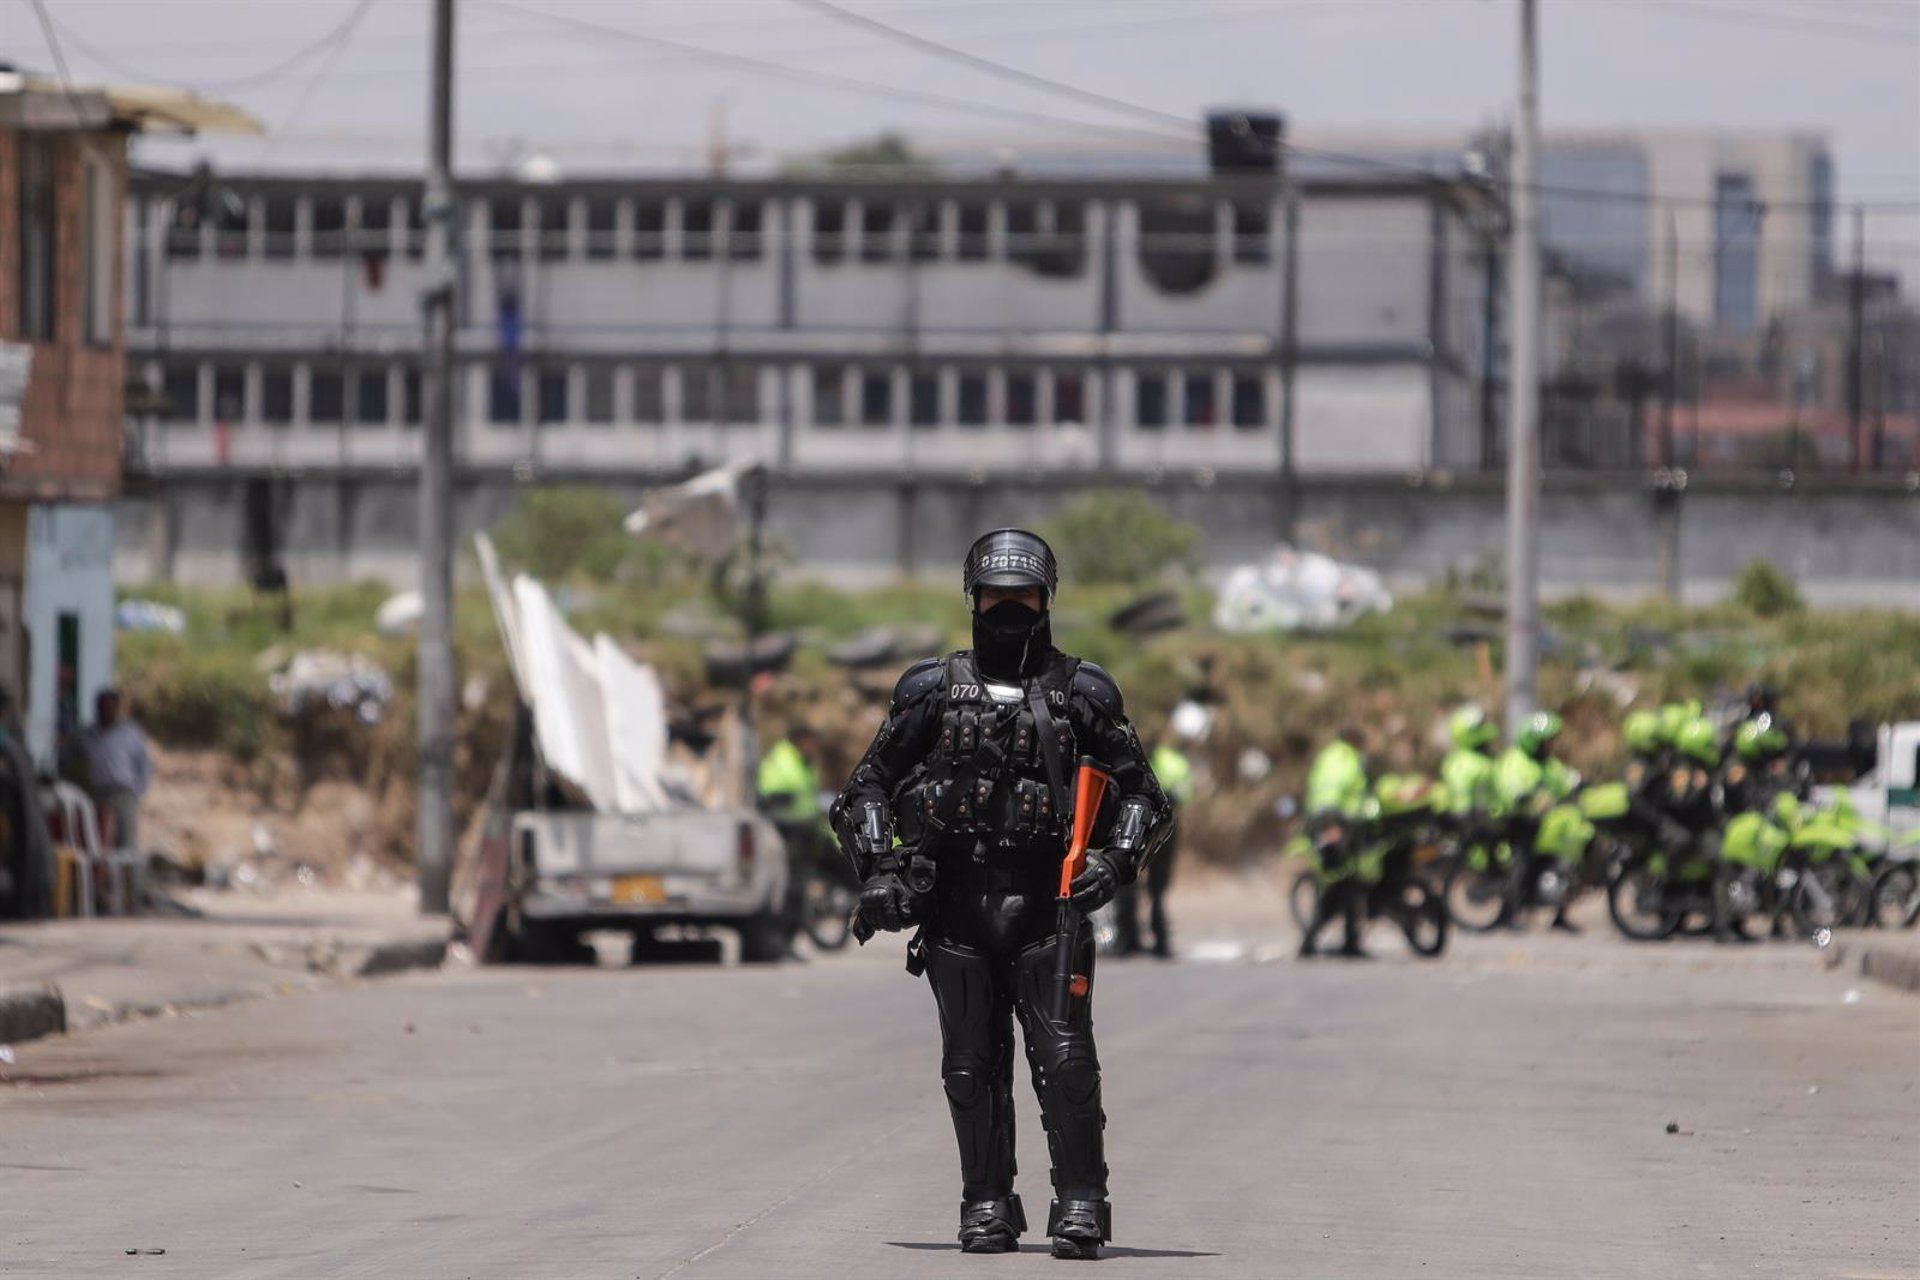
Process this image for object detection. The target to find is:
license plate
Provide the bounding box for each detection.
[612,875,666,905]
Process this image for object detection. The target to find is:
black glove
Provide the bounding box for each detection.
[1068,850,1129,912]
[857,872,916,933]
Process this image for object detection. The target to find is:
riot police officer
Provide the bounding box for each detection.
[832,528,1171,1259]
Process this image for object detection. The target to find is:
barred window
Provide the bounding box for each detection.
[957,371,988,426]
[729,201,764,261]
[164,363,200,424]
[261,367,294,424]
[1136,372,1168,429]
[634,201,666,261]
[311,196,347,260]
[585,198,617,261]
[860,370,892,426]
[910,371,939,427]
[537,366,568,425]
[813,201,847,264]
[814,366,846,427]
[354,368,389,427]
[583,365,615,424]
[1006,371,1036,427]
[633,367,665,423]
[309,368,345,424]
[1231,374,1265,429]
[957,203,989,262]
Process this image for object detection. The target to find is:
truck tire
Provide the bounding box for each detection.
[504,917,595,965]
[739,910,792,964]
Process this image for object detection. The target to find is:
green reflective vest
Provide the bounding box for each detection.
[1306,740,1369,818]
[1439,747,1496,816]
[1151,744,1196,806]
[756,738,821,818]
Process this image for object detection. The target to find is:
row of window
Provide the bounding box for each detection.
[17,138,117,347]
[151,361,1271,431]
[157,193,1273,275]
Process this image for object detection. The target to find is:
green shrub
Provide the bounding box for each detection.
[490,487,638,584]
[1730,559,1804,617]
[119,635,277,761]
[1039,489,1200,586]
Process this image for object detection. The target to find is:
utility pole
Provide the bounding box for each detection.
[417,0,456,916]
[1502,0,1541,736]
[1278,188,1300,544]
[1846,203,1865,472]
[1660,207,1677,468]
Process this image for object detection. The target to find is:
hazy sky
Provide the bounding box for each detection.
[14,0,1920,269]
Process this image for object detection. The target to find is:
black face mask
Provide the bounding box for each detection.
[973,599,1051,679]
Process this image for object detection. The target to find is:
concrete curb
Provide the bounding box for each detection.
[0,927,449,1050]
[0,983,66,1045]
[352,935,450,979]
[1825,936,1920,996]
[1855,942,1920,994]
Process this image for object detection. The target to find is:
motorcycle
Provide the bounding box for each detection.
[1292,776,1451,958]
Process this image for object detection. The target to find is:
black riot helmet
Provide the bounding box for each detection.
[963,528,1059,608]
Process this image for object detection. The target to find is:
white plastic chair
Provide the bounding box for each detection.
[45,782,99,917]
[49,783,143,916]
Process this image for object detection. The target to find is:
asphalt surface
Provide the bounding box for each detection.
[1,917,1915,1279]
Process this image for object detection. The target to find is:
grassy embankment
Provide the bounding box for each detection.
[116,567,1920,870]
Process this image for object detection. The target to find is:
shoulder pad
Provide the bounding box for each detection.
[891,656,946,711]
[1072,661,1124,720]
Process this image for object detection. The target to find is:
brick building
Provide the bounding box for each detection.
[0,73,252,761]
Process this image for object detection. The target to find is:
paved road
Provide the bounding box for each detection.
[2,922,1915,1279]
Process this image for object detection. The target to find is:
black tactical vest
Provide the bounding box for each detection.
[905,651,1079,846]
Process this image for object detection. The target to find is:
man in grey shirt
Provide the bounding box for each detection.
[84,688,152,852]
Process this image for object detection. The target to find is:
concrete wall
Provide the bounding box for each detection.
[26,504,115,763]
[117,473,1920,610]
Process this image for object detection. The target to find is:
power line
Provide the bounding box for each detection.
[116,4,1348,99]
[264,0,381,159]
[25,0,78,89]
[1602,0,1920,44]
[476,0,1194,145]
[788,0,1193,132]
[41,0,395,94]
[780,0,1920,213]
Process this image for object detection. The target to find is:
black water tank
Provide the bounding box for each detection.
[1206,109,1284,175]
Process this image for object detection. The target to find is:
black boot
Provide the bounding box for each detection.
[1550,909,1581,934]
[1048,1199,1110,1260]
[959,1195,1025,1253]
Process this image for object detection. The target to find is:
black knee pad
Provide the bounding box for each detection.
[943,1060,985,1108]
[1052,1053,1100,1108]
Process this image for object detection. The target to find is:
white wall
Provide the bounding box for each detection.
[25,505,117,765]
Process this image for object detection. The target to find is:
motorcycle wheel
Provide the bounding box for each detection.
[1789,862,1870,936]
[1712,865,1762,942]
[1289,867,1320,933]
[1443,859,1512,933]
[1393,878,1450,958]
[800,873,858,952]
[1607,854,1683,942]
[1870,862,1920,930]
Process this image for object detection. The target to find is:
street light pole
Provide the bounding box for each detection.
[417,0,457,916]
[1503,0,1542,735]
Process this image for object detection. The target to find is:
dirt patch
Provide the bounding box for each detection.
[140,745,404,888]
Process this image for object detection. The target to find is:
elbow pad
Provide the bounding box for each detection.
[1105,797,1159,881]
[855,799,894,874]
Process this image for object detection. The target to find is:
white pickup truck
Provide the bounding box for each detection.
[464,534,793,965]
[1813,720,1920,848]
[498,807,790,964]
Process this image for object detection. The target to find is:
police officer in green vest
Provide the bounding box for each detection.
[1299,729,1373,957]
[758,726,828,937]
[1117,738,1191,958]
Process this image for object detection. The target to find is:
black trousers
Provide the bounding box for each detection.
[924,928,1107,1207]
